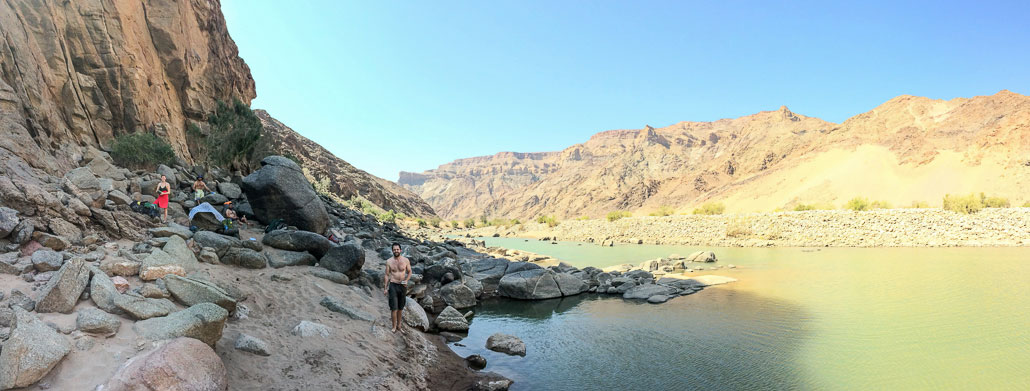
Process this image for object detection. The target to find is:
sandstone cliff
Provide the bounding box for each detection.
[0,0,255,174]
[254,110,437,218]
[403,91,1030,220]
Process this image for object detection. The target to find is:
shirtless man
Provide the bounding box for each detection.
[383,243,412,332]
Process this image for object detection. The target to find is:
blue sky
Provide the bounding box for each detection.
[222,1,1030,181]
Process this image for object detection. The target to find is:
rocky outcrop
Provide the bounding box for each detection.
[100,337,228,391]
[406,91,1030,219]
[0,0,255,173]
[0,308,72,389]
[133,302,229,346]
[253,110,436,218]
[242,156,330,234]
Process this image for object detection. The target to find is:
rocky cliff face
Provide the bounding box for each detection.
[0,0,255,174]
[405,91,1030,220]
[254,110,437,219]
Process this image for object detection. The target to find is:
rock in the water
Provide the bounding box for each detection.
[498,269,562,300]
[164,275,237,313]
[309,268,350,284]
[76,307,121,335]
[0,308,72,389]
[434,306,469,332]
[319,242,364,278]
[686,250,717,263]
[100,337,228,391]
[553,272,588,296]
[291,320,330,338]
[440,281,477,309]
[622,284,680,300]
[35,258,91,313]
[220,247,267,269]
[114,294,176,320]
[242,156,330,234]
[30,249,63,272]
[133,303,229,346]
[465,354,487,370]
[235,333,271,356]
[471,258,511,292]
[319,296,375,322]
[647,294,670,304]
[262,230,331,259]
[402,297,429,331]
[266,248,317,268]
[486,333,527,356]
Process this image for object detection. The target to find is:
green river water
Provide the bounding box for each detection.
[446,238,1030,390]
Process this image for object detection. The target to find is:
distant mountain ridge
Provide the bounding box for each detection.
[401,90,1030,220]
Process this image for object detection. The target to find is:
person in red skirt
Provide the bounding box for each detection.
[154,175,171,223]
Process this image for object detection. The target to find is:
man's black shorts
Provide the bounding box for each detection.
[388,282,406,311]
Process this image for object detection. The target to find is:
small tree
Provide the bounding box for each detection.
[607,211,632,221]
[845,197,870,211]
[692,202,725,215]
[205,99,263,171]
[110,133,176,168]
[943,193,983,214]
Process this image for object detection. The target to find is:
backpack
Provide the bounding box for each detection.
[264,218,287,233]
[130,201,160,218]
[219,219,239,237]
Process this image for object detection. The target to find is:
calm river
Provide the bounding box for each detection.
[446,238,1030,390]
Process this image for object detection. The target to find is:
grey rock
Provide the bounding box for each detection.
[402,297,429,331]
[687,250,717,263]
[133,303,229,346]
[647,294,670,304]
[217,182,242,199]
[89,266,123,314]
[164,275,237,313]
[31,250,64,272]
[319,296,375,321]
[199,192,229,206]
[7,290,35,311]
[486,333,527,356]
[498,269,562,300]
[11,220,34,244]
[309,268,350,284]
[139,249,186,281]
[553,272,588,296]
[65,166,100,190]
[35,258,91,313]
[35,233,71,251]
[148,224,193,240]
[463,277,484,298]
[0,207,18,239]
[162,235,199,268]
[465,354,487,370]
[107,189,133,205]
[266,248,317,268]
[470,258,510,292]
[504,261,542,275]
[114,294,176,320]
[623,284,680,300]
[424,258,462,284]
[240,238,262,251]
[434,306,469,331]
[440,281,477,309]
[319,242,364,278]
[220,247,267,269]
[235,333,271,356]
[262,230,331,259]
[291,320,330,338]
[193,231,242,257]
[242,156,330,234]
[76,307,121,335]
[0,308,71,389]
[198,248,219,264]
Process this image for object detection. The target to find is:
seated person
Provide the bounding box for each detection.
[223,201,248,225]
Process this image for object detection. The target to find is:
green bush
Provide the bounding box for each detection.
[110,133,176,168]
[943,193,983,214]
[649,205,675,217]
[844,197,870,211]
[450,220,459,228]
[793,204,815,211]
[415,218,427,228]
[692,202,725,215]
[205,99,263,169]
[429,217,442,228]
[576,216,590,221]
[983,195,1010,208]
[463,218,476,228]
[535,215,559,228]
[378,209,398,223]
[607,211,632,222]
[1022,201,1030,208]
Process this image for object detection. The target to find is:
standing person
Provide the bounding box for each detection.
[383,243,412,333]
[192,176,211,200]
[154,175,171,223]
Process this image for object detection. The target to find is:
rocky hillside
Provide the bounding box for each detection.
[254,110,437,218]
[402,91,1030,219]
[0,0,255,173]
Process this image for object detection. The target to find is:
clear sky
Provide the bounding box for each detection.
[221,0,1030,181]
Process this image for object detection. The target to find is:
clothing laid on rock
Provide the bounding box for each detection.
[388,282,407,311]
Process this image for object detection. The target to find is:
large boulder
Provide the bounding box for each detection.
[165,275,238,313]
[241,156,329,233]
[498,269,562,300]
[35,258,91,313]
[0,207,18,239]
[686,250,717,263]
[220,248,267,269]
[319,242,364,279]
[266,248,317,268]
[100,337,228,391]
[217,182,242,199]
[139,249,187,281]
[115,294,176,320]
[30,249,63,272]
[402,297,429,331]
[133,303,229,346]
[89,266,123,314]
[486,333,527,357]
[262,230,331,259]
[193,231,242,257]
[162,235,199,267]
[504,261,542,275]
[0,308,71,389]
[149,223,193,240]
[471,258,510,292]
[65,166,100,190]
[553,273,588,296]
[440,281,477,309]
[424,258,462,284]
[76,307,121,335]
[434,306,469,332]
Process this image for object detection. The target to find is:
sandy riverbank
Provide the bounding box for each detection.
[458,208,1030,247]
